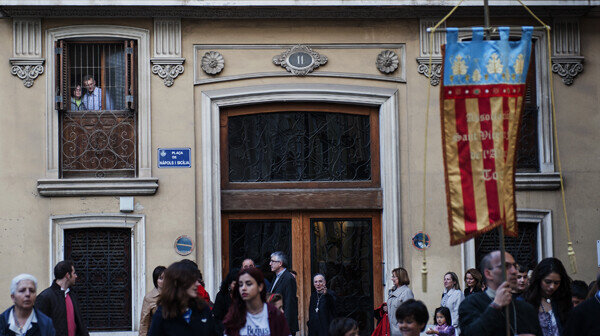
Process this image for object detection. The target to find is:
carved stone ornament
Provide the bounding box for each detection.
[273,45,327,76]
[201,51,225,75]
[416,57,442,86]
[551,58,583,86]
[376,50,399,74]
[150,58,185,87]
[10,59,44,88]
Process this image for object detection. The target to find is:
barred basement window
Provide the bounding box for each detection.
[56,40,137,178]
[64,228,132,331]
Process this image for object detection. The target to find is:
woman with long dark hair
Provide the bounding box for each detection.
[525,258,572,336]
[148,261,220,336]
[463,268,483,297]
[223,267,290,336]
[213,268,240,324]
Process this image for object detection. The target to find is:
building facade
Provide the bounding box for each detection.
[0,1,599,334]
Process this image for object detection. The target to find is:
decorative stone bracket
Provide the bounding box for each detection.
[552,19,584,86]
[10,58,45,88]
[416,57,442,86]
[152,18,184,87]
[416,19,445,86]
[11,19,44,88]
[151,58,185,87]
[551,57,583,86]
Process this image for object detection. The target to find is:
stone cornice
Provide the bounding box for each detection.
[0,5,594,18]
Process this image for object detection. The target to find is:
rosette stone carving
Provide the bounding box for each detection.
[201,51,225,75]
[376,50,399,74]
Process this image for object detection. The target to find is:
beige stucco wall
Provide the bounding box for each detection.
[0,12,598,321]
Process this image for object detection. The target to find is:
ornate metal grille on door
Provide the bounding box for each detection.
[64,228,132,331]
[311,219,374,336]
[228,111,371,182]
[229,219,292,281]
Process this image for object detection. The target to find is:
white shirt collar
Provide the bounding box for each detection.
[276,268,286,277]
[8,308,36,335]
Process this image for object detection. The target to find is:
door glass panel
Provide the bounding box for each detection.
[229,219,292,281]
[311,219,373,336]
[228,111,371,182]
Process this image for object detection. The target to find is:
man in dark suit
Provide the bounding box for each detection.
[269,251,299,334]
[36,260,89,336]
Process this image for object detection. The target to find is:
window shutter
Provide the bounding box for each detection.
[125,40,136,110]
[55,40,68,110]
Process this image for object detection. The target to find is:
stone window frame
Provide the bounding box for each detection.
[199,84,402,296]
[38,26,157,197]
[50,214,146,336]
[461,209,553,271]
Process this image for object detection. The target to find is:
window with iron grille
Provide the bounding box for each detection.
[64,228,132,331]
[56,40,137,178]
[474,222,538,271]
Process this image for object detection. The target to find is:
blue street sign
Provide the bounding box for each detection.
[174,235,193,256]
[158,148,191,168]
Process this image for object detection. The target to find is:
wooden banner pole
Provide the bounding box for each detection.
[483,0,511,334]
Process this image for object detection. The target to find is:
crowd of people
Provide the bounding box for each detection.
[2,250,599,336]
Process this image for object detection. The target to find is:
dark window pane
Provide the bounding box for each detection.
[64,228,132,331]
[229,219,292,281]
[516,43,540,172]
[474,222,538,271]
[60,110,136,178]
[311,219,373,336]
[228,112,371,182]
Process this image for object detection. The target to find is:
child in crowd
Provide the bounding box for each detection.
[395,299,429,336]
[329,317,359,336]
[426,307,455,336]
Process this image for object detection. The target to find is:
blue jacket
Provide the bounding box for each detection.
[0,306,56,336]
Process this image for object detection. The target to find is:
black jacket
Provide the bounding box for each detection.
[148,305,221,336]
[307,290,336,336]
[0,307,56,336]
[36,283,88,336]
[563,294,600,336]
[459,291,542,336]
[270,269,299,333]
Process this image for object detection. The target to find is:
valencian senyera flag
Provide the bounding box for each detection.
[441,27,533,245]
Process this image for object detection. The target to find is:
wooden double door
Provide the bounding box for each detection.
[222,211,383,336]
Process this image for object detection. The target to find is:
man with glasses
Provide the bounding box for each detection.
[459,251,541,336]
[269,251,299,335]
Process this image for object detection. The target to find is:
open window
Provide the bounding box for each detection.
[55,40,137,178]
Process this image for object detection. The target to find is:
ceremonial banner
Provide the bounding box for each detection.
[441,27,533,245]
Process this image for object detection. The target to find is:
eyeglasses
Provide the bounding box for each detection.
[492,262,518,270]
[270,259,281,264]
